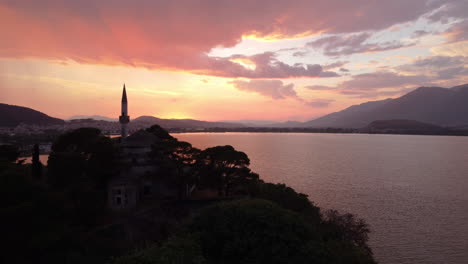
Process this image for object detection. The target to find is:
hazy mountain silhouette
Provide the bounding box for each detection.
[133,116,244,128]
[218,119,278,126]
[303,84,468,128]
[0,103,65,127]
[261,120,304,128]
[0,103,244,129]
[69,115,118,122]
[363,119,445,131]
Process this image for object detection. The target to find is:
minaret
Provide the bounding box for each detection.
[119,84,130,138]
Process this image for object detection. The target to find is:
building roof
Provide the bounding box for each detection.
[121,130,160,147]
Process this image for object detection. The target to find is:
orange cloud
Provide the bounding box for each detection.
[0,0,442,78]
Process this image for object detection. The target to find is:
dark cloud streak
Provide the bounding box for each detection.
[306,33,414,57]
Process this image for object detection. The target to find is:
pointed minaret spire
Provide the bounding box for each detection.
[122,83,127,103]
[119,83,130,139]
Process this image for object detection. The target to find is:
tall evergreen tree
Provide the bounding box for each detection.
[31,144,42,180]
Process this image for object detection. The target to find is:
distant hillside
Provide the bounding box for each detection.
[69,115,117,122]
[0,103,65,127]
[302,99,393,128]
[303,84,468,128]
[361,119,445,133]
[132,116,244,129]
[262,120,304,128]
[218,119,278,126]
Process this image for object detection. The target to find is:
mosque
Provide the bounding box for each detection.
[107,85,173,210]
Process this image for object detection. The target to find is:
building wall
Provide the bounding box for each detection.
[108,184,139,210]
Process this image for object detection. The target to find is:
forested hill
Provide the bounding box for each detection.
[0,103,65,127]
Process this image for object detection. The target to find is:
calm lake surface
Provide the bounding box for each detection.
[174,133,468,264]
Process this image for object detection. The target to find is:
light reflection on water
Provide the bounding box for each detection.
[19,154,49,164]
[174,132,468,264]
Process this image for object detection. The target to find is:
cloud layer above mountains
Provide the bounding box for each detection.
[1,0,460,78]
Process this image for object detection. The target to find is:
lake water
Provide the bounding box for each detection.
[174,133,468,264]
[19,154,49,164]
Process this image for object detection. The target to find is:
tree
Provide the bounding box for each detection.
[47,127,116,189]
[199,145,257,196]
[146,124,175,140]
[113,199,320,264]
[0,164,70,264]
[110,198,376,264]
[31,144,43,180]
[0,144,19,163]
[322,209,373,256]
[189,199,318,264]
[112,235,206,264]
[165,141,201,199]
[251,182,321,222]
[47,128,116,226]
[152,140,202,199]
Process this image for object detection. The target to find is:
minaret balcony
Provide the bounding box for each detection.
[119,115,130,124]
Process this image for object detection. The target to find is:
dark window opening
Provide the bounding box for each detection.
[144,185,152,196]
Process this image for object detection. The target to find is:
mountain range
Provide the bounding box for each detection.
[69,115,118,122]
[2,83,467,129]
[301,83,468,128]
[132,116,243,128]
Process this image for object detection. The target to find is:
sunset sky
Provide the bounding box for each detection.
[1,0,467,121]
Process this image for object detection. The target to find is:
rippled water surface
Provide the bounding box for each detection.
[174,133,468,264]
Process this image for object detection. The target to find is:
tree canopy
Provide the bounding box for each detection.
[199,145,257,196]
[113,199,376,264]
[47,127,116,189]
[0,144,19,163]
[146,124,175,141]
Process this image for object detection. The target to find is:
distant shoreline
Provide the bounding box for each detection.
[168,128,468,137]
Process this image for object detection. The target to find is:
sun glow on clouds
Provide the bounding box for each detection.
[242,30,319,42]
[229,58,257,70]
[1,0,467,121]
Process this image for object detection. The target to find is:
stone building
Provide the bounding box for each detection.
[108,85,175,210]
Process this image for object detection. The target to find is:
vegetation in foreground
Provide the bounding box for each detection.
[0,126,376,264]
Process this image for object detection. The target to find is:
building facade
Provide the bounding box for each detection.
[108,85,175,211]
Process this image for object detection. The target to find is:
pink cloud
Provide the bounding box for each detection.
[0,0,444,77]
[231,79,297,99]
[231,79,334,107]
[306,71,433,98]
[210,52,338,78]
[336,71,431,90]
[307,33,414,57]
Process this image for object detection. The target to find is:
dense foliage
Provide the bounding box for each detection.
[1,126,376,264]
[114,199,376,264]
[0,144,20,162]
[198,145,258,196]
[48,127,117,189]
